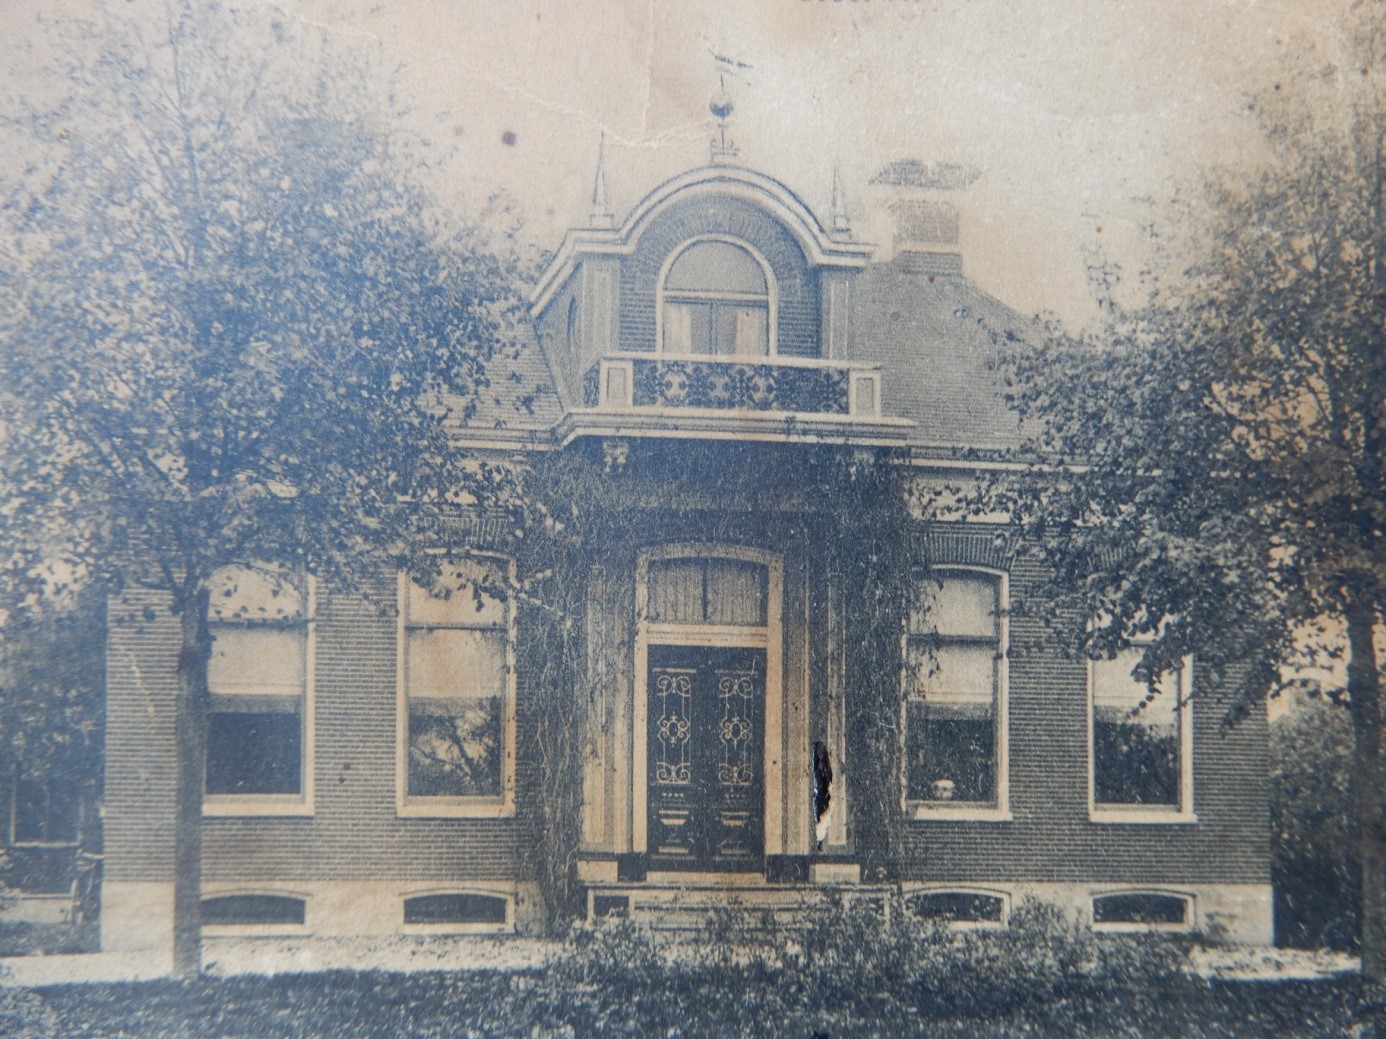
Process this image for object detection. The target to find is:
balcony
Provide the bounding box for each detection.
[585,353,885,415]
[562,353,912,447]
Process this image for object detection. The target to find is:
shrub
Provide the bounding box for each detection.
[0,985,58,1039]
[547,917,669,991]
[547,893,1194,1026]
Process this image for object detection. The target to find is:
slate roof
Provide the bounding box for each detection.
[444,323,564,443]
[850,254,1025,454]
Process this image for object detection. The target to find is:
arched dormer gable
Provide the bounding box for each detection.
[529,163,901,437]
[531,165,872,318]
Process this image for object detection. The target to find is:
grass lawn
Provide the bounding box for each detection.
[12,971,1369,1039]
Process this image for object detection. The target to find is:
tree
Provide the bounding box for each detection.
[973,10,1386,981]
[0,1,522,975]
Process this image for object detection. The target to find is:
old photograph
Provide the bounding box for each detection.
[0,0,1381,1035]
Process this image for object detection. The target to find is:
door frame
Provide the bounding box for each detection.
[633,544,784,861]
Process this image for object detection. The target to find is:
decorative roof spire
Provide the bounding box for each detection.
[830,165,851,238]
[588,134,615,228]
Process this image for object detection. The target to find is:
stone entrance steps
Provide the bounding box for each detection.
[585,881,886,930]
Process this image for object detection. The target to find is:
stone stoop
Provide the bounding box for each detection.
[585,881,887,930]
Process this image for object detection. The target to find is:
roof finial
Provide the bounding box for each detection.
[708,52,750,165]
[709,77,737,164]
[588,134,615,228]
[830,164,851,238]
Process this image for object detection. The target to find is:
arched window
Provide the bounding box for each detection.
[1091,891,1193,932]
[907,889,1008,926]
[201,893,306,929]
[402,892,511,931]
[660,239,772,357]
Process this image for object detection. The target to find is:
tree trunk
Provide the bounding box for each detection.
[1345,590,1385,985]
[172,588,210,977]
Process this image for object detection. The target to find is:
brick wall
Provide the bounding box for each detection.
[105,521,1270,893]
[891,552,1271,886]
[105,580,536,888]
[105,589,181,883]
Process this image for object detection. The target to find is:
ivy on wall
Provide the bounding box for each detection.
[508,441,924,923]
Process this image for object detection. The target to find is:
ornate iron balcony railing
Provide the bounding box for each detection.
[583,354,882,419]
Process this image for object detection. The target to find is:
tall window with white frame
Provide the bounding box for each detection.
[1089,648,1190,815]
[205,565,311,805]
[903,569,1005,811]
[400,557,514,813]
[661,239,771,357]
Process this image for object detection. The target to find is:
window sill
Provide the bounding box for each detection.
[397,799,513,820]
[204,796,314,818]
[1089,808,1197,825]
[908,804,1012,822]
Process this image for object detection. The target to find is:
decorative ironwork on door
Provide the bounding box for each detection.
[647,645,765,870]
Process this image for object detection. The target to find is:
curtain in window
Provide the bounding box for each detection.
[905,572,1000,805]
[205,566,307,797]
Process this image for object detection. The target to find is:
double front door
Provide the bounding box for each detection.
[646,644,765,871]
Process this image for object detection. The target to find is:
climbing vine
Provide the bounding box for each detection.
[509,440,924,925]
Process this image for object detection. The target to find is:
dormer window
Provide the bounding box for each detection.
[660,238,773,356]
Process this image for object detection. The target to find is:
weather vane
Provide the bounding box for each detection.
[708,50,751,164]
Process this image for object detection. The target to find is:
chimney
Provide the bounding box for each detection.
[869,160,980,274]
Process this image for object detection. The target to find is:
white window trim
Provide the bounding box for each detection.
[1090,886,1197,934]
[655,235,779,357]
[199,885,312,938]
[399,884,515,935]
[901,884,1011,930]
[396,556,518,819]
[1086,649,1196,824]
[204,576,316,818]
[903,566,1011,822]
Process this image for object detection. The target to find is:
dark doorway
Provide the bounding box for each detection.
[647,645,765,871]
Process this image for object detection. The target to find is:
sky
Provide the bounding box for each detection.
[0,0,1357,324]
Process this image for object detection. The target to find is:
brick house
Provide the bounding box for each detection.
[100,145,1273,955]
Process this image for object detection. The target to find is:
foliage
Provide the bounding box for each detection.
[0,0,522,613]
[0,985,58,1039]
[0,0,524,972]
[0,597,104,850]
[1273,696,1359,949]
[965,8,1386,976]
[549,895,1192,1025]
[507,442,920,923]
[21,956,1378,1038]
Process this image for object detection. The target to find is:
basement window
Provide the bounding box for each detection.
[402,892,511,932]
[1091,892,1192,932]
[907,890,1007,925]
[201,894,306,932]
